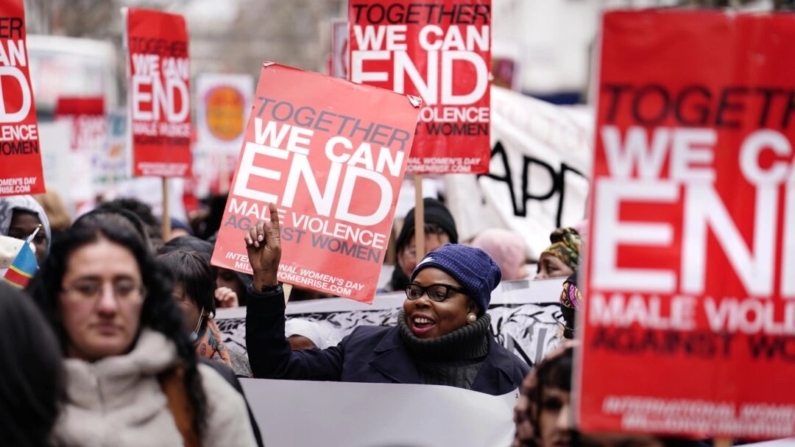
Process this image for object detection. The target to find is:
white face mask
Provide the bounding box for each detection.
[189,307,205,342]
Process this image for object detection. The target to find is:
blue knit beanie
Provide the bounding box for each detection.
[410,243,502,314]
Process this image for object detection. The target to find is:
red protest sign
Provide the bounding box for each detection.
[579,11,795,439]
[210,63,421,303]
[54,97,106,153]
[0,0,44,197]
[349,1,491,174]
[125,8,191,177]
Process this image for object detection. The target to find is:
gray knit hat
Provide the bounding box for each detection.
[410,243,502,314]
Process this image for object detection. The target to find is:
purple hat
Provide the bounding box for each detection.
[410,243,501,314]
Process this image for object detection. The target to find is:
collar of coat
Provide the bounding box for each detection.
[367,324,519,393]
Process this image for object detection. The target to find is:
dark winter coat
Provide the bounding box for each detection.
[245,287,529,396]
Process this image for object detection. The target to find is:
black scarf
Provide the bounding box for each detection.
[398,311,491,362]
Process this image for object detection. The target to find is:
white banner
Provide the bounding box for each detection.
[446,87,593,259]
[241,378,518,447]
[216,278,565,368]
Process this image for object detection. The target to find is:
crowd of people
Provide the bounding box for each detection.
[0,191,707,447]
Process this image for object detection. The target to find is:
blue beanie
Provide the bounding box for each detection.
[410,244,502,314]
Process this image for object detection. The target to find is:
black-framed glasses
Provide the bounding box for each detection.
[405,283,467,302]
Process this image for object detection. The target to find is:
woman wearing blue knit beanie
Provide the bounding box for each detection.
[243,207,529,396]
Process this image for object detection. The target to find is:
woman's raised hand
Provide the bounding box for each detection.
[245,203,282,289]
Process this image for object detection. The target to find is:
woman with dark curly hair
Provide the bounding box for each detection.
[27,211,257,447]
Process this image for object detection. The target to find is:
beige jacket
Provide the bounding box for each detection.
[54,330,257,447]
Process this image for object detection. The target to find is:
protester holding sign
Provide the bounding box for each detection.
[27,211,257,447]
[244,204,528,395]
[211,63,421,303]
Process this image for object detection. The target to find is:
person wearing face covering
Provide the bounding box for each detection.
[244,205,529,395]
[157,250,233,368]
[0,195,52,266]
[558,271,581,340]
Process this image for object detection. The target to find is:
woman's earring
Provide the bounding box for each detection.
[466,313,477,324]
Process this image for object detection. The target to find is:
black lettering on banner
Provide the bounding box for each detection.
[781,90,795,129]
[473,4,491,24]
[350,3,490,25]
[224,216,303,243]
[224,215,253,231]
[748,335,795,362]
[755,87,786,127]
[479,142,588,228]
[310,233,382,264]
[387,4,405,23]
[602,83,795,129]
[425,122,489,136]
[502,334,531,366]
[367,3,385,23]
[351,3,367,22]
[280,228,307,244]
[253,97,412,151]
[133,135,190,147]
[0,17,23,39]
[128,37,188,57]
[386,128,411,151]
[272,102,294,121]
[715,86,748,129]
[631,84,670,126]
[294,106,316,127]
[603,84,633,123]
[481,142,518,214]
[405,4,421,24]
[591,327,735,359]
[314,111,335,132]
[0,140,39,155]
[674,85,712,126]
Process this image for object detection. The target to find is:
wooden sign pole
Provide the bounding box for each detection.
[414,174,425,259]
[161,177,171,241]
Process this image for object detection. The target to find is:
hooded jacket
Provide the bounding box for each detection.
[53,330,257,447]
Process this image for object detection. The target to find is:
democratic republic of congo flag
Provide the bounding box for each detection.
[2,234,38,288]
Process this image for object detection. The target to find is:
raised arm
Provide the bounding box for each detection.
[244,203,344,380]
